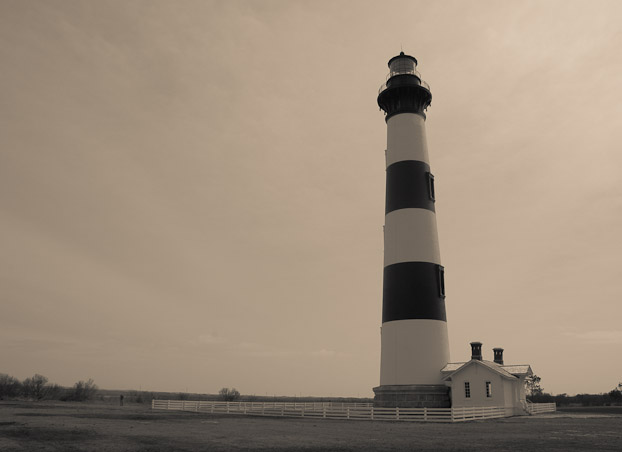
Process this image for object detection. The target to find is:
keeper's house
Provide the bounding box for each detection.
[441,342,532,416]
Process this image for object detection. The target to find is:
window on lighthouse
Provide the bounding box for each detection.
[438,265,446,298]
[427,172,435,201]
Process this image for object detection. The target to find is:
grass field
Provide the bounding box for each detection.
[1,401,621,451]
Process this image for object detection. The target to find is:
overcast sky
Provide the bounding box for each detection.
[2,0,621,397]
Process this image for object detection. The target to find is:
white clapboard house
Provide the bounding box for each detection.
[441,342,533,416]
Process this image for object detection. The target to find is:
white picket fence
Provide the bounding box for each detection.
[526,402,556,414]
[152,400,554,422]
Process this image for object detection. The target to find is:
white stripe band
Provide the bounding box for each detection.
[384,208,441,267]
[386,113,429,167]
[380,319,450,385]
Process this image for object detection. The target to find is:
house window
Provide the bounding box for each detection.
[427,172,435,201]
[464,382,470,398]
[486,381,492,398]
[438,265,446,298]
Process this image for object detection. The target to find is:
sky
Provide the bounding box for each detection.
[1,0,622,398]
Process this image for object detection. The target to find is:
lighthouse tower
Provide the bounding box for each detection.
[373,53,451,408]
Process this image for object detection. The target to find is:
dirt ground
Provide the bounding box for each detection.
[1,401,621,451]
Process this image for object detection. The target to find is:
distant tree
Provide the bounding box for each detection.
[525,374,543,399]
[22,374,48,400]
[0,373,21,399]
[553,393,569,406]
[531,392,556,403]
[129,390,155,404]
[62,379,98,401]
[609,382,622,405]
[43,384,66,400]
[219,387,240,402]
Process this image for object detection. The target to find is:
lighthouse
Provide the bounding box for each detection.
[373,53,451,408]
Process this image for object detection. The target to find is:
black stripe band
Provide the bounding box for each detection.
[385,160,435,214]
[382,262,447,323]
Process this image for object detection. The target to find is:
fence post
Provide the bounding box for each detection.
[396,407,400,421]
[323,406,326,419]
[450,407,453,422]
[262,403,265,415]
[227,402,230,414]
[370,407,374,420]
[424,407,428,421]
[167,400,170,410]
[182,400,185,411]
[211,402,214,414]
[281,405,284,417]
[347,407,350,420]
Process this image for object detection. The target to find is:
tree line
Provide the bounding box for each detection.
[527,375,622,406]
[0,373,98,401]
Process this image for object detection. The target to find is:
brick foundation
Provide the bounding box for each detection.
[373,384,450,408]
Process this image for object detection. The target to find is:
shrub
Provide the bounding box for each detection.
[43,384,66,400]
[219,387,240,401]
[0,373,21,399]
[609,389,622,404]
[127,390,156,404]
[61,379,98,401]
[22,374,48,400]
[138,392,156,404]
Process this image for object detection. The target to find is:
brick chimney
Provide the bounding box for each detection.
[493,348,504,365]
[470,342,482,360]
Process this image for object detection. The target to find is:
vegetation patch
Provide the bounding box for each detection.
[14,412,69,417]
[557,406,622,415]
[0,425,99,442]
[0,373,98,402]
[1,402,622,451]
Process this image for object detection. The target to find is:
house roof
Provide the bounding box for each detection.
[441,362,464,372]
[499,365,532,376]
[441,360,531,381]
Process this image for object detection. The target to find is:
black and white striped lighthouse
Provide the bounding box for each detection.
[373,53,451,408]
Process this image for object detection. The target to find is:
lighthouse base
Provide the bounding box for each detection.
[373,384,450,408]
